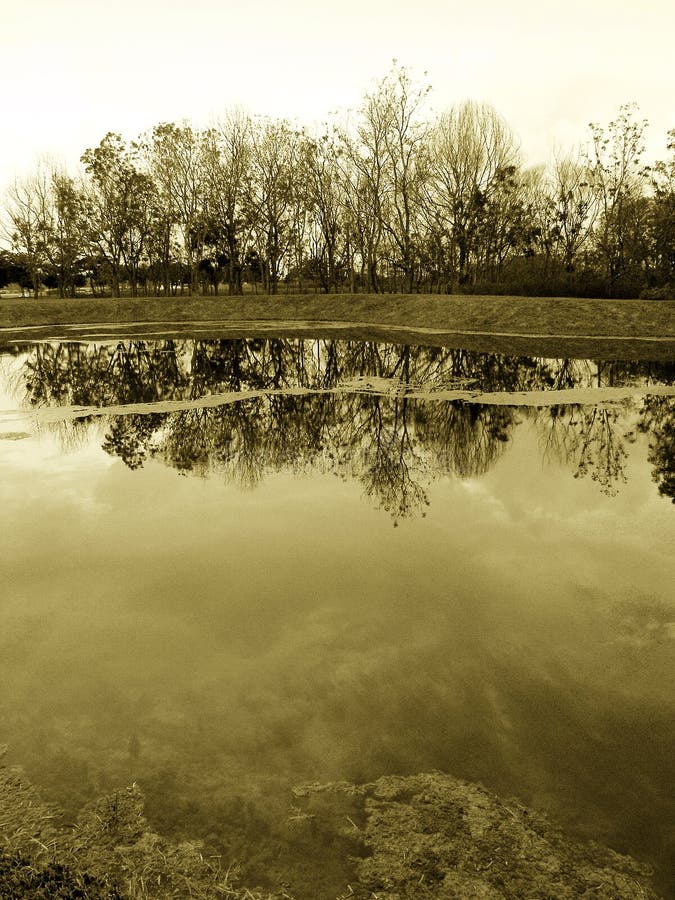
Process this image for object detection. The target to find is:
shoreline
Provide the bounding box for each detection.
[1,294,675,360]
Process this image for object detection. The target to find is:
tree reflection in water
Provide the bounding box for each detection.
[640,394,675,503]
[17,339,675,519]
[538,404,631,496]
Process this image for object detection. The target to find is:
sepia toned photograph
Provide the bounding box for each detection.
[1,1,674,897]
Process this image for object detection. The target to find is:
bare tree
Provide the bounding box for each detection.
[248,118,299,294]
[299,128,346,293]
[366,64,431,292]
[548,153,598,277]
[587,104,648,295]
[4,169,51,297]
[428,101,519,289]
[143,123,209,295]
[6,163,85,298]
[338,64,431,293]
[203,110,253,295]
[337,111,388,292]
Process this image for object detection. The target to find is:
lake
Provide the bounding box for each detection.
[1,336,674,897]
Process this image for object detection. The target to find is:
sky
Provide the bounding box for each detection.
[1,0,674,194]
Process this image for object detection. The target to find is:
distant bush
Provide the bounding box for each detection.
[641,284,674,300]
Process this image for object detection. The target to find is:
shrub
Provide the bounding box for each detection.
[641,284,674,301]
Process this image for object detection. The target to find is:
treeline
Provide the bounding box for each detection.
[1,65,674,300]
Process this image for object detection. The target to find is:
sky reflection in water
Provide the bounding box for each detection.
[0,338,674,896]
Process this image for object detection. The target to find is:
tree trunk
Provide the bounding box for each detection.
[369,259,379,293]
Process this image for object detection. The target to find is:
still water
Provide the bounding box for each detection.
[1,337,674,897]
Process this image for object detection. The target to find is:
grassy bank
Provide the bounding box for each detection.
[1,293,674,359]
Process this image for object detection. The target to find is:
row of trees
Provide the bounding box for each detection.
[1,66,674,299]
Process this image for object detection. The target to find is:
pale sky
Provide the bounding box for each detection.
[1,0,673,192]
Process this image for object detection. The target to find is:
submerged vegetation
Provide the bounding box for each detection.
[0,751,663,898]
[304,774,662,899]
[1,65,673,301]
[0,748,288,899]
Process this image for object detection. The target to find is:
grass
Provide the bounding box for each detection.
[1,293,674,359]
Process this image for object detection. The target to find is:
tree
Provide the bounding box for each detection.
[143,123,209,295]
[2,68,673,300]
[428,101,520,289]
[552,154,597,274]
[338,64,431,293]
[299,129,346,293]
[202,111,253,296]
[363,64,431,292]
[5,164,86,298]
[248,119,299,294]
[337,108,388,292]
[475,162,535,282]
[81,133,155,297]
[48,172,87,297]
[3,168,52,297]
[587,104,648,296]
[646,128,675,292]
[0,250,30,291]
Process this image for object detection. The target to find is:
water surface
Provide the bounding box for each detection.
[1,338,674,897]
